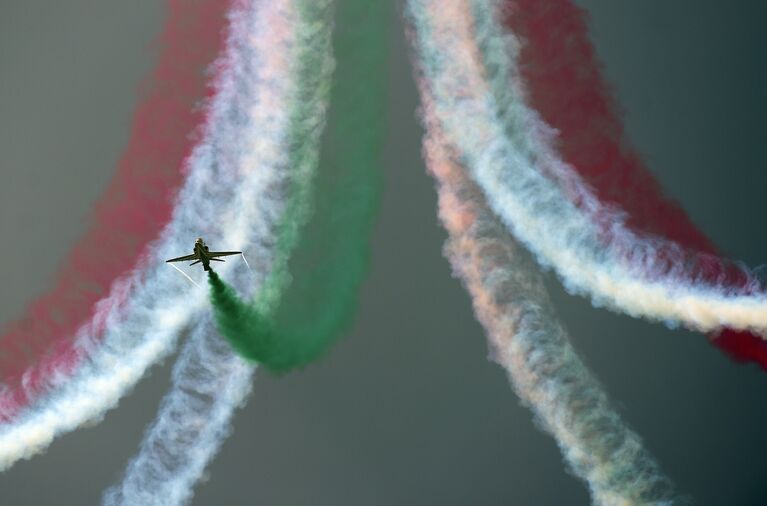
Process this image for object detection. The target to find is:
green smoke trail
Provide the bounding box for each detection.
[209,0,389,372]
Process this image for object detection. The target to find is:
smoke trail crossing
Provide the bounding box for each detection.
[419,95,678,505]
[0,0,231,419]
[105,1,340,503]
[0,0,289,471]
[103,315,254,506]
[408,0,767,335]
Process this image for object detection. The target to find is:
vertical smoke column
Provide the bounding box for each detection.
[104,0,339,503]
[103,315,254,506]
[0,0,231,419]
[421,105,678,505]
[208,0,387,372]
[502,0,767,369]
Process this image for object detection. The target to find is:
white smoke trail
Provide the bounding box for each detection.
[407,0,767,335]
[0,0,291,471]
[104,1,336,504]
[420,99,678,505]
[103,316,255,506]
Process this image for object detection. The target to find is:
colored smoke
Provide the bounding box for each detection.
[420,100,678,504]
[209,0,387,373]
[0,0,231,418]
[408,0,767,335]
[504,0,767,369]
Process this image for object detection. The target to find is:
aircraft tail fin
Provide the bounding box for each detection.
[211,258,225,262]
[190,260,201,266]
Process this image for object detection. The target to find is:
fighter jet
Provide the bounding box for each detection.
[166,238,242,271]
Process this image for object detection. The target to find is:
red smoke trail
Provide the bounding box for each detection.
[0,0,231,419]
[503,0,767,368]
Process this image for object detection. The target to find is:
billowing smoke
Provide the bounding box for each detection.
[104,0,388,503]
[0,0,231,421]
[419,101,677,504]
[407,0,767,336]
[104,0,313,500]
[101,315,254,506]
[207,0,387,373]
[0,0,291,471]
[502,0,767,368]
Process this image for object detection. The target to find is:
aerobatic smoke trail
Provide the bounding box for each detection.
[0,0,291,471]
[502,0,767,368]
[209,0,387,373]
[408,0,767,335]
[0,0,231,419]
[102,316,254,506]
[420,99,678,505]
[105,1,340,503]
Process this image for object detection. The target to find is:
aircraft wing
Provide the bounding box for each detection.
[207,251,242,258]
[166,254,198,263]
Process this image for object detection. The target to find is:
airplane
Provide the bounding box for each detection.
[166,238,242,271]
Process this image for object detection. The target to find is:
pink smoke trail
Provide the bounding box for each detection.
[0,0,285,469]
[418,90,676,504]
[408,0,767,335]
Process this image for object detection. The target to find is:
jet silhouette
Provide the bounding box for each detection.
[166,238,242,271]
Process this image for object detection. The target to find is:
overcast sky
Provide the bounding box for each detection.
[1,1,766,504]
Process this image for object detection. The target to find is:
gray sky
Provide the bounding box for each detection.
[1,1,766,504]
